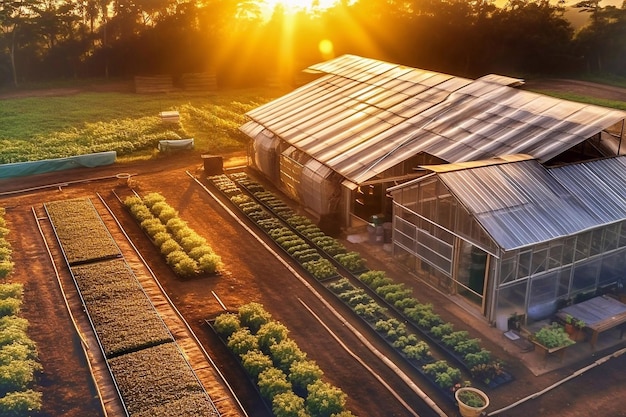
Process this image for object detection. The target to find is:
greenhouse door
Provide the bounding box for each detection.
[456,242,488,308]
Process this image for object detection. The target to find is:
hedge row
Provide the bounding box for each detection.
[45,198,122,265]
[213,302,356,417]
[0,283,42,416]
[124,193,222,278]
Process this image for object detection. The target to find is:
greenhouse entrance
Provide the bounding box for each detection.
[455,242,487,308]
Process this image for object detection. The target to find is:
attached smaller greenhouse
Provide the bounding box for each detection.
[389,155,626,326]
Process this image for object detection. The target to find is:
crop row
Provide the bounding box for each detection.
[0,283,42,415]
[217,173,511,390]
[47,198,219,417]
[208,174,471,396]
[0,208,13,279]
[124,192,222,278]
[71,260,173,358]
[211,302,356,417]
[45,198,122,265]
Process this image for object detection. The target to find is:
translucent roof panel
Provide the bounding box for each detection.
[243,55,626,185]
[431,157,626,250]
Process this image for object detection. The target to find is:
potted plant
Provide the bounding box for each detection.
[455,386,489,417]
[563,314,586,342]
[530,322,575,359]
[507,312,523,331]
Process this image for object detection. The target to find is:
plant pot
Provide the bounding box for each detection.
[455,387,489,417]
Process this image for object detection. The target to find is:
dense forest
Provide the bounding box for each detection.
[0,0,624,89]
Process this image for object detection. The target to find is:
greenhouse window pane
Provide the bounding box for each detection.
[603,224,619,252]
[590,229,604,257]
[619,221,626,248]
[517,251,531,280]
[599,249,626,288]
[575,231,591,262]
[532,243,548,275]
[500,252,516,284]
[572,259,600,293]
[548,240,563,270]
[563,237,575,265]
[557,266,571,298]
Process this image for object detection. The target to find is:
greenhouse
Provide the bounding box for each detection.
[240,55,626,229]
[389,155,626,325]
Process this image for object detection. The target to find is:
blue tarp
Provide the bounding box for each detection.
[0,151,117,179]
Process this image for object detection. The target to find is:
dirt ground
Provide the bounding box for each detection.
[0,79,624,417]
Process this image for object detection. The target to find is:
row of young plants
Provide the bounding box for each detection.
[45,198,123,265]
[208,174,470,397]
[211,302,356,417]
[209,175,339,281]
[326,278,465,397]
[0,283,43,416]
[47,198,220,417]
[357,271,509,387]
[124,192,223,278]
[218,173,511,389]
[0,208,14,279]
[229,173,368,274]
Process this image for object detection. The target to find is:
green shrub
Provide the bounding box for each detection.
[152,231,172,247]
[270,339,306,372]
[305,380,346,417]
[241,350,273,380]
[258,367,291,402]
[142,192,166,208]
[0,284,22,301]
[0,390,42,417]
[165,250,188,266]
[272,391,306,417]
[129,204,153,222]
[141,218,167,236]
[213,313,240,338]
[257,321,289,352]
[0,298,21,317]
[160,239,181,256]
[180,234,207,253]
[165,218,188,235]
[227,328,259,357]
[198,253,222,274]
[288,359,323,393]
[172,257,198,278]
[188,245,214,260]
[238,302,272,333]
[158,206,178,224]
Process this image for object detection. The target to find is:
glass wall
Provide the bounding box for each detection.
[392,174,626,324]
[495,219,626,324]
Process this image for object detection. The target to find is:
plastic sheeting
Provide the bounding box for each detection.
[157,138,194,151]
[244,55,626,186]
[0,151,116,179]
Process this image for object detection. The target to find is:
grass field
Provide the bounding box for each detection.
[0,87,287,164]
[0,79,624,165]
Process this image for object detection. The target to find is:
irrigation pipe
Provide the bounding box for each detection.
[188,171,448,417]
[488,346,626,415]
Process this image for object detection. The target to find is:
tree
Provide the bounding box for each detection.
[0,0,39,86]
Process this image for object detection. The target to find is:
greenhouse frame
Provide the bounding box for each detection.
[241,55,626,230]
[389,155,626,325]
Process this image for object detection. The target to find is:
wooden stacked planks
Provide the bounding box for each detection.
[134,75,175,94]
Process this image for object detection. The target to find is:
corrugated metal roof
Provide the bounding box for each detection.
[244,55,626,185]
[433,157,626,250]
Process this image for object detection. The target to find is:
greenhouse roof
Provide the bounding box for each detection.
[431,156,626,250]
[242,55,626,185]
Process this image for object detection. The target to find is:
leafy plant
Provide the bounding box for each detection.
[457,388,487,407]
[533,322,575,349]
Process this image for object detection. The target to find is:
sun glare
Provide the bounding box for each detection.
[262,0,339,14]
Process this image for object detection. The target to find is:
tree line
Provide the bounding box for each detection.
[0,0,624,89]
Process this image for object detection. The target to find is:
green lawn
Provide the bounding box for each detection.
[0,87,286,164]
